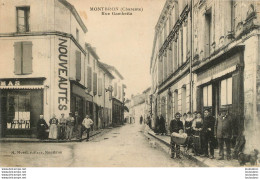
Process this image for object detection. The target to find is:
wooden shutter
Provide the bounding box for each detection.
[114,83,117,97]
[14,42,22,74]
[87,67,92,92]
[93,73,97,95]
[98,78,102,96]
[76,51,81,81]
[22,41,33,74]
[118,86,121,99]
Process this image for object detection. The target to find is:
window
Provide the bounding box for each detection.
[98,78,103,96]
[76,28,79,42]
[114,82,117,97]
[203,84,212,107]
[93,59,96,70]
[76,51,81,81]
[93,73,97,96]
[87,66,92,92]
[14,41,33,75]
[87,53,90,64]
[205,9,212,57]
[17,7,30,32]
[118,86,121,99]
[221,77,232,105]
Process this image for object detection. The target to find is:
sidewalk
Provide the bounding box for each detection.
[146,128,241,167]
[0,128,109,143]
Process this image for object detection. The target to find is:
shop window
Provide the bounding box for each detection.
[87,66,92,92]
[14,41,33,75]
[17,7,30,33]
[6,92,30,129]
[203,84,212,107]
[93,72,97,95]
[221,77,232,106]
[76,51,81,81]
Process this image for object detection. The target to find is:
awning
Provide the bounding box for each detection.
[124,106,129,112]
[0,85,44,89]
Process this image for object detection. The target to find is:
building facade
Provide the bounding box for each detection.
[150,0,260,150]
[0,0,124,138]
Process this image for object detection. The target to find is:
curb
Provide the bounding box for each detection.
[0,131,101,143]
[147,131,209,167]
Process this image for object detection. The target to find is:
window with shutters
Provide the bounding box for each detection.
[14,41,33,75]
[87,67,92,92]
[114,83,117,97]
[76,51,81,81]
[203,84,212,107]
[93,73,97,95]
[221,77,232,106]
[98,78,102,96]
[17,7,30,33]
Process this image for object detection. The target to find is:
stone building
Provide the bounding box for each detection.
[150,0,260,150]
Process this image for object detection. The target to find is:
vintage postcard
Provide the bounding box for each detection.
[0,0,260,169]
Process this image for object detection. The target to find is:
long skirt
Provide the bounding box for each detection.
[193,135,202,155]
[49,124,58,139]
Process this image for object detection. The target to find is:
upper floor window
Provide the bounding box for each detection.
[17,7,30,33]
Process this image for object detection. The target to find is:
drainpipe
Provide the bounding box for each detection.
[189,0,193,113]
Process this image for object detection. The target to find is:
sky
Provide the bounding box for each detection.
[68,0,165,99]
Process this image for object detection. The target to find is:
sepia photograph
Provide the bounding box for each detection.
[0,0,260,171]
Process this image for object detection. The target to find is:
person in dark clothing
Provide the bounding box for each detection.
[192,112,203,156]
[140,115,143,125]
[215,109,233,160]
[74,112,82,139]
[159,115,166,135]
[37,115,48,140]
[201,109,216,159]
[169,112,184,159]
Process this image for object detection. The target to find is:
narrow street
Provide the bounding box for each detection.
[0,124,199,167]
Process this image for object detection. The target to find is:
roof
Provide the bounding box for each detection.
[143,87,151,94]
[97,61,115,79]
[59,0,88,33]
[99,62,124,80]
[85,43,100,60]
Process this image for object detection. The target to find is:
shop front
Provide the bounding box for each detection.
[112,98,123,125]
[0,78,45,138]
[194,46,244,138]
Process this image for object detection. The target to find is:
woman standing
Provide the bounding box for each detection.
[184,112,194,136]
[192,112,203,156]
[49,114,58,139]
[37,115,48,140]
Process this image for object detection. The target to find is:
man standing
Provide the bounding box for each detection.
[140,115,143,125]
[169,112,184,159]
[81,115,94,141]
[202,109,216,159]
[66,112,75,141]
[74,112,82,139]
[215,109,233,160]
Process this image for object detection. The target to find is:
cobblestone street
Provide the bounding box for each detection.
[0,124,199,167]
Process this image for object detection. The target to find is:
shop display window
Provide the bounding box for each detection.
[6,92,30,129]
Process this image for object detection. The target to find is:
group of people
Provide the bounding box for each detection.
[139,115,152,129]
[37,112,94,141]
[161,108,233,161]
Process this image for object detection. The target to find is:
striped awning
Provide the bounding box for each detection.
[0,85,44,89]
